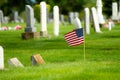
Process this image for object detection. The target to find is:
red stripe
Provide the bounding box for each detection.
[67,39,84,44]
[68,40,84,45]
[64,29,84,46]
[64,30,75,35]
[69,41,84,46]
[65,36,84,42]
[65,34,77,40]
[64,31,76,38]
[66,37,84,40]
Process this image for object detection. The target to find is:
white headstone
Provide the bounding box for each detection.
[40,2,47,32]
[60,15,65,25]
[74,12,79,19]
[112,2,118,20]
[118,12,120,20]
[8,57,24,67]
[0,10,4,24]
[91,7,101,33]
[108,22,112,31]
[68,12,74,24]
[13,11,19,23]
[53,6,59,36]
[0,21,1,28]
[74,17,82,29]
[0,46,4,70]
[4,16,9,23]
[25,5,36,32]
[46,8,50,23]
[96,0,105,24]
[0,10,3,27]
[84,8,90,34]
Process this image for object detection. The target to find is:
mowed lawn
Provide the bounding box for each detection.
[0,22,120,80]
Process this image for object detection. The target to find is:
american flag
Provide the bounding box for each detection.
[64,28,84,46]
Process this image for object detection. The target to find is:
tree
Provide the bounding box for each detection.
[0,0,35,16]
[0,0,7,5]
[1,0,120,18]
[102,0,119,17]
[35,0,95,15]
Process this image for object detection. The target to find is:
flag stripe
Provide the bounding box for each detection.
[69,41,84,46]
[67,39,84,44]
[65,37,84,43]
[64,28,84,46]
[67,39,84,46]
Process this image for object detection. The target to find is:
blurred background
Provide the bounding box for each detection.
[0,0,119,22]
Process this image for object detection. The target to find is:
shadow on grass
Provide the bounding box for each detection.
[102,35,120,38]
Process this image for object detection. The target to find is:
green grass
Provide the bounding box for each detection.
[0,22,120,80]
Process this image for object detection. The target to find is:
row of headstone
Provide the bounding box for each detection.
[8,54,45,67]
[84,7,101,34]
[68,12,79,24]
[84,0,107,34]
[0,10,24,24]
[22,1,60,39]
[112,2,119,20]
[23,0,105,37]
[111,1,120,21]
[91,7,101,33]
[84,7,97,34]
[40,2,60,36]
[74,0,114,34]
[13,11,24,23]
[0,46,45,70]
[69,0,105,34]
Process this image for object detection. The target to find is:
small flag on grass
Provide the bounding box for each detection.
[64,28,84,46]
